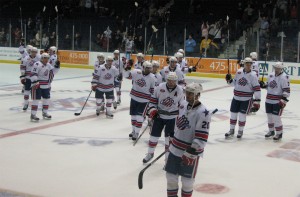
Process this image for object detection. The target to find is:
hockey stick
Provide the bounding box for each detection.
[261,43,269,82]
[226,15,230,74]
[74,90,93,116]
[138,150,166,189]
[133,119,153,146]
[19,0,23,38]
[138,108,218,189]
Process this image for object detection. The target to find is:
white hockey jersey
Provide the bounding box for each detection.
[92,64,119,92]
[21,55,41,79]
[49,54,58,67]
[134,60,144,70]
[113,57,124,73]
[149,82,184,119]
[160,66,185,86]
[266,72,290,104]
[94,60,105,73]
[252,61,259,77]
[231,68,261,101]
[177,59,189,74]
[18,45,28,58]
[124,69,156,103]
[169,102,211,157]
[153,72,163,86]
[31,61,59,89]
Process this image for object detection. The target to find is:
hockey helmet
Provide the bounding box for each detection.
[97,53,105,58]
[31,47,38,53]
[49,46,57,53]
[244,57,253,64]
[106,56,113,61]
[152,60,160,67]
[41,53,50,59]
[273,61,284,69]
[167,72,178,81]
[175,52,183,58]
[185,82,203,95]
[143,61,153,68]
[113,50,120,54]
[250,52,257,60]
[26,45,33,53]
[169,56,178,63]
[178,49,185,55]
[137,53,144,58]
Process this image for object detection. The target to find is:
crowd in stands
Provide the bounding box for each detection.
[0,0,299,61]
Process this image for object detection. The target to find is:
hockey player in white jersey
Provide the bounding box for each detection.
[124,60,156,140]
[260,62,290,141]
[134,53,145,70]
[164,82,211,197]
[143,72,184,163]
[20,47,40,111]
[175,52,196,74]
[112,50,124,105]
[250,52,259,77]
[30,53,59,121]
[152,60,163,86]
[94,53,105,72]
[225,57,261,139]
[48,46,60,86]
[160,57,186,87]
[91,56,120,118]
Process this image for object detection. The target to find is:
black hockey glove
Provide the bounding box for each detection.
[117,73,123,81]
[188,66,197,73]
[55,60,60,68]
[225,73,233,84]
[259,81,266,88]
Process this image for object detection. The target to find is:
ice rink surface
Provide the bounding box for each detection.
[0,63,300,197]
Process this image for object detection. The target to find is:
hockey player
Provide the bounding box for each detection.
[30,53,59,121]
[177,49,186,62]
[124,61,156,140]
[225,57,261,139]
[48,46,60,87]
[112,50,124,105]
[20,47,40,111]
[260,62,290,141]
[94,53,106,72]
[143,72,184,163]
[134,53,144,70]
[250,52,259,77]
[175,52,197,74]
[164,82,211,197]
[91,56,120,118]
[152,60,163,86]
[160,57,186,87]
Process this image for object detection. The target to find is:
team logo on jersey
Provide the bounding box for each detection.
[160,89,165,92]
[269,80,277,89]
[238,77,248,86]
[176,115,190,130]
[160,97,174,107]
[104,73,112,80]
[43,70,49,76]
[136,78,146,87]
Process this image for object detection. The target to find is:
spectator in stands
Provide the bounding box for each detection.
[276,0,288,24]
[75,32,82,50]
[135,35,144,53]
[85,0,92,17]
[260,15,269,38]
[49,32,56,46]
[244,3,254,23]
[208,23,216,39]
[14,27,21,46]
[124,35,134,59]
[35,30,41,47]
[0,28,6,46]
[201,22,209,40]
[96,33,102,48]
[112,29,123,49]
[94,0,99,14]
[64,34,71,49]
[200,36,219,57]
[185,34,196,56]
[27,17,35,39]
[41,33,49,49]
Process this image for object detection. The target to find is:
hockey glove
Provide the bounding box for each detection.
[55,60,60,68]
[182,147,197,166]
[91,84,98,91]
[259,81,266,88]
[31,81,40,89]
[148,108,158,119]
[117,73,123,81]
[20,75,26,84]
[278,97,288,109]
[188,66,197,73]
[225,73,233,84]
[251,99,261,112]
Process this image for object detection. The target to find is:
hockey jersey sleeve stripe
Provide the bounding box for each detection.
[252,86,261,91]
[234,90,253,97]
[172,137,191,150]
[130,89,151,100]
[149,97,158,104]
[195,130,209,142]
[266,94,282,100]
[98,83,114,89]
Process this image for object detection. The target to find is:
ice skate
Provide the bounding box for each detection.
[225,129,234,138]
[143,153,154,163]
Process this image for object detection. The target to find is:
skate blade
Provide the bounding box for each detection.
[225,135,234,139]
